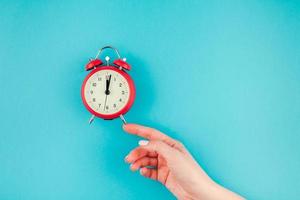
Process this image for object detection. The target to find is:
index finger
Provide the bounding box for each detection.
[123,124,177,146]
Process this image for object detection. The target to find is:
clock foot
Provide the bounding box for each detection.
[88,115,95,124]
[120,114,127,124]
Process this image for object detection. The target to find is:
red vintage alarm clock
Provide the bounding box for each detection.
[81,46,136,124]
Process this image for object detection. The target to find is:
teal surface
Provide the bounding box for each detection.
[1,1,300,199]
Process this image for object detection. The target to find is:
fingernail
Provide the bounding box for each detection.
[138,140,149,146]
[130,164,135,171]
[140,168,146,175]
[124,156,129,162]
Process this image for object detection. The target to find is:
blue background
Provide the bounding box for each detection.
[1,0,300,199]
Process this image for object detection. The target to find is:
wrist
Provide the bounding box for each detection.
[189,182,244,200]
[175,177,218,200]
[189,180,220,200]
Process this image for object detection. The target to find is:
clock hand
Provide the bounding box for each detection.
[105,75,109,94]
[104,74,112,111]
[103,94,108,111]
[107,74,112,91]
[105,75,112,95]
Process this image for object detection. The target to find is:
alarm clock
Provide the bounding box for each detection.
[81,46,136,124]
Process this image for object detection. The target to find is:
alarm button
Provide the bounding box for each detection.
[85,59,103,71]
[113,59,131,71]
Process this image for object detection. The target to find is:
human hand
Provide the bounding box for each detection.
[123,124,244,200]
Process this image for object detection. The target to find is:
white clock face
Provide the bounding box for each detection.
[83,69,130,115]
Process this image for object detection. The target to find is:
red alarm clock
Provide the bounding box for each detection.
[81,46,136,124]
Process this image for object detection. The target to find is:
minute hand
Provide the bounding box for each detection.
[105,75,112,95]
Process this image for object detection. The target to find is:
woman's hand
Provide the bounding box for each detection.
[123,124,244,200]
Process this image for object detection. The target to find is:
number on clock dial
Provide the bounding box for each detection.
[84,69,130,114]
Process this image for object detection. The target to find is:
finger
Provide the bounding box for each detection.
[136,140,176,162]
[140,167,157,180]
[125,147,157,163]
[142,140,175,157]
[126,140,178,164]
[130,157,158,171]
[123,124,178,147]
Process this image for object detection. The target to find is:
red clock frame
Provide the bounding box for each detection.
[81,66,136,120]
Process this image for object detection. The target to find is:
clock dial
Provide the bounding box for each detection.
[83,69,130,115]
